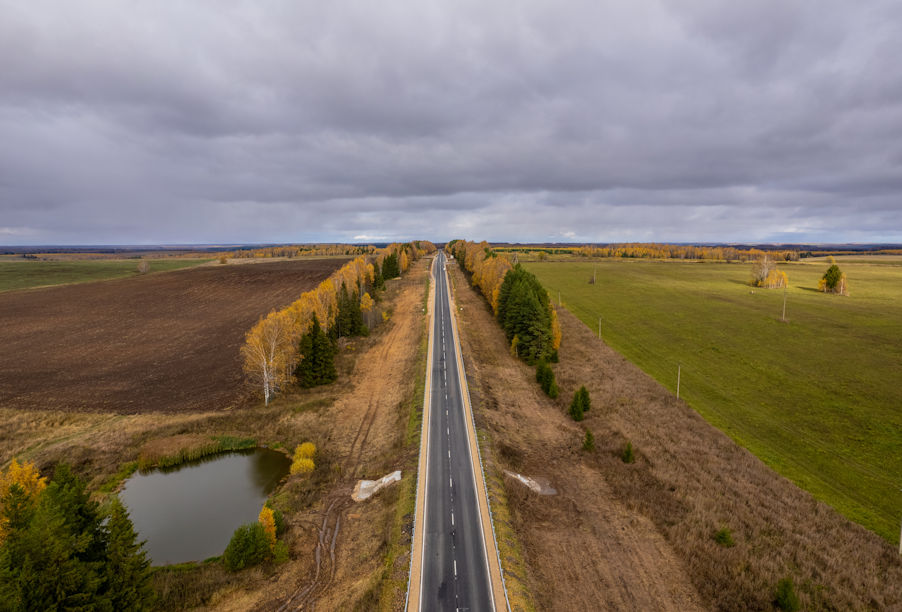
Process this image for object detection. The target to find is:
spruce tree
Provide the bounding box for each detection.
[337,282,352,338]
[578,386,591,413]
[13,491,105,612]
[823,265,842,291]
[382,253,400,280]
[47,464,107,565]
[104,499,154,612]
[569,389,585,421]
[373,261,385,290]
[583,429,595,451]
[310,315,337,385]
[298,313,336,388]
[349,290,365,336]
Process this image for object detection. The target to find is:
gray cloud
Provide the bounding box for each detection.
[1,0,900,245]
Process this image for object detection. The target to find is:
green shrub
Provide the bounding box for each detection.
[535,360,549,386]
[536,361,559,397]
[272,508,286,536]
[570,391,585,421]
[775,576,800,611]
[714,527,734,547]
[273,540,289,564]
[570,386,591,421]
[622,441,635,464]
[222,522,271,572]
[583,429,595,451]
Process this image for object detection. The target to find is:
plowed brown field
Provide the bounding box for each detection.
[0,259,348,414]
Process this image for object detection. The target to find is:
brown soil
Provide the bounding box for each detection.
[211,258,429,612]
[0,259,348,414]
[450,264,705,612]
[451,263,902,611]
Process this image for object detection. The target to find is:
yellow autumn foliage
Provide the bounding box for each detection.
[295,442,316,459]
[0,459,47,541]
[0,458,46,501]
[259,506,277,551]
[290,457,315,476]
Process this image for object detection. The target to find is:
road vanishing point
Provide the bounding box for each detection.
[409,251,505,612]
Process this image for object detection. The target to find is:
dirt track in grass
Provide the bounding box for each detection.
[215,262,429,612]
[0,259,348,414]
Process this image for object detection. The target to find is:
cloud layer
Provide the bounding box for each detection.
[1,0,900,244]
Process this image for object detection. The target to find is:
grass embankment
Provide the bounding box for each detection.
[354,271,430,612]
[525,258,902,541]
[0,258,211,292]
[448,259,538,611]
[137,434,257,471]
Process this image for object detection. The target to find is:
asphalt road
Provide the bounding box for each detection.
[420,251,494,612]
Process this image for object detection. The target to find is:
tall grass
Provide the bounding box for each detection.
[137,435,256,471]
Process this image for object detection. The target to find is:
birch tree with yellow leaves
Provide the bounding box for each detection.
[241,310,293,405]
[0,458,46,541]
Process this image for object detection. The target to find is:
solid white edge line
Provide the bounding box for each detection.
[416,254,438,612]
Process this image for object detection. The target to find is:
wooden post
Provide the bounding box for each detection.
[782,286,787,321]
[677,363,681,399]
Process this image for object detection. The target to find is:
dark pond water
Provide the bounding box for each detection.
[119,448,291,565]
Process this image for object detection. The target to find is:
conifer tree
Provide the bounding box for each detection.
[10,491,104,612]
[298,313,336,388]
[373,260,385,290]
[337,282,352,338]
[46,464,107,565]
[535,360,559,398]
[382,253,400,280]
[578,386,591,413]
[583,429,595,451]
[496,265,554,364]
[104,499,154,612]
[349,290,365,335]
[569,388,585,421]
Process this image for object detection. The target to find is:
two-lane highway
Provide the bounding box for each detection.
[420,251,495,611]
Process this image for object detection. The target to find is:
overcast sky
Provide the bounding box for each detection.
[1,0,900,245]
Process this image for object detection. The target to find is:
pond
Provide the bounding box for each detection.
[119,448,291,565]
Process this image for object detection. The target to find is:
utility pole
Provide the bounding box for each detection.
[677,363,681,399]
[782,286,787,322]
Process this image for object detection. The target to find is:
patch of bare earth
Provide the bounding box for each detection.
[0,258,348,414]
[451,263,902,611]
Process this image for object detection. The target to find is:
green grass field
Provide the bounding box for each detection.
[525,259,902,542]
[0,259,211,293]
